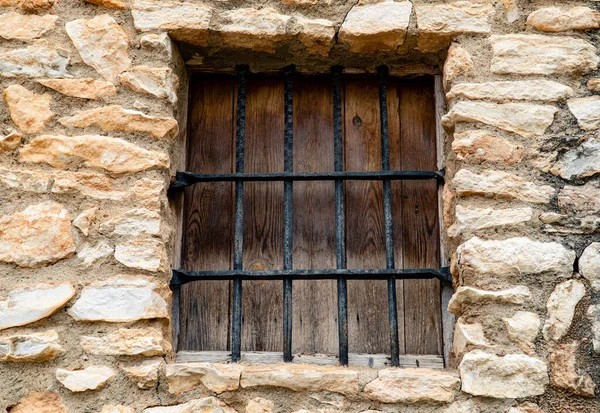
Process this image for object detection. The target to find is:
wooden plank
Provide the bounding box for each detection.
[399,78,443,355]
[242,78,285,351]
[291,77,337,355]
[179,76,235,351]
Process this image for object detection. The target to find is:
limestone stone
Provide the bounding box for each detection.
[142,397,237,413]
[453,317,487,355]
[587,305,600,353]
[448,286,531,315]
[363,368,460,404]
[99,208,161,237]
[241,364,358,395]
[587,78,600,92]
[0,167,48,193]
[501,0,519,24]
[115,238,167,272]
[140,33,173,58]
[293,16,335,57]
[68,276,169,322]
[131,0,212,47]
[38,78,117,100]
[448,206,532,236]
[490,34,599,75]
[443,43,473,92]
[10,392,68,413]
[59,105,178,139]
[442,101,557,137]
[219,7,290,53]
[121,358,162,389]
[0,12,57,40]
[503,311,540,343]
[132,178,164,210]
[0,130,22,152]
[246,398,274,413]
[81,327,169,356]
[452,130,524,165]
[580,243,600,291]
[84,0,126,8]
[540,212,600,235]
[78,242,114,266]
[20,0,54,11]
[551,138,600,180]
[527,7,600,32]
[567,96,600,131]
[0,202,75,268]
[447,80,573,102]
[4,84,54,134]
[549,342,596,397]
[0,330,63,362]
[73,206,97,236]
[19,134,169,174]
[56,365,116,392]
[120,66,179,104]
[558,182,600,214]
[166,362,244,394]
[459,350,548,398]
[52,171,126,200]
[0,41,70,78]
[338,1,412,54]
[508,403,544,413]
[452,169,554,204]
[543,279,585,341]
[416,2,494,52]
[66,15,131,83]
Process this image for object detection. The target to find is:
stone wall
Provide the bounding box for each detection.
[0,0,599,412]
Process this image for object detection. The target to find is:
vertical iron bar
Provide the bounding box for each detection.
[378,65,400,367]
[283,66,294,362]
[332,66,348,366]
[232,65,248,363]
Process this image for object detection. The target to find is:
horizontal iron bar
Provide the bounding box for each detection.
[171,267,452,286]
[171,170,445,189]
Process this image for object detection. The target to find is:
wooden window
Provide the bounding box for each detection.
[177,72,443,362]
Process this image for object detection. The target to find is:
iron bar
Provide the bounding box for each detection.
[283,66,294,363]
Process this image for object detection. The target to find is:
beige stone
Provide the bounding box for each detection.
[501,0,519,24]
[587,305,600,354]
[442,101,557,137]
[443,43,473,92]
[38,78,117,100]
[452,169,554,204]
[10,392,68,413]
[132,178,164,210]
[56,365,116,392]
[587,78,600,92]
[241,364,358,395]
[0,202,75,268]
[19,134,169,174]
[66,15,130,83]
[84,0,126,8]
[447,80,573,102]
[448,206,532,236]
[549,342,596,397]
[540,212,600,235]
[115,238,167,272]
[140,33,173,58]
[363,368,460,404]
[0,41,70,78]
[99,208,161,237]
[551,138,600,180]
[78,242,114,266]
[219,7,290,53]
[338,1,412,54]
[4,84,54,134]
[459,350,548,398]
[543,279,585,342]
[120,66,179,104]
[81,327,169,356]
[490,34,599,75]
[52,171,126,200]
[121,358,162,389]
[0,130,22,152]
[0,330,63,362]
[416,2,494,51]
[20,0,53,11]
[503,311,540,343]
[131,0,212,47]
[508,403,544,413]
[142,397,237,413]
[567,96,600,131]
[293,16,335,57]
[0,167,49,193]
[68,276,169,322]
[559,182,600,214]
[166,362,244,394]
[527,7,600,32]
[580,243,600,291]
[452,130,524,165]
[0,12,56,40]
[453,317,487,355]
[73,206,97,236]
[246,398,274,413]
[448,285,530,315]
[59,105,178,139]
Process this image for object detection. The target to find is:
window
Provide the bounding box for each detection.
[173,66,449,367]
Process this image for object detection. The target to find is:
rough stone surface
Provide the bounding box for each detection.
[120,66,179,103]
[587,305,600,354]
[442,101,557,137]
[558,182,600,214]
[4,84,54,134]
[0,130,22,152]
[447,80,574,102]
[19,134,169,174]
[114,238,167,272]
[508,403,544,413]
[99,208,161,237]
[81,328,169,356]
[452,169,554,204]
[504,311,540,343]
[448,285,531,315]
[0,167,49,193]
[0,41,70,78]
[219,7,290,53]
[9,392,68,413]
[540,212,600,235]
[459,350,549,398]
[567,96,600,131]
[73,206,97,236]
[549,342,596,397]
[501,0,519,23]
[0,330,63,362]
[142,397,237,413]
[0,12,57,40]
[84,0,126,8]
[38,78,117,100]
[241,365,359,395]
[453,317,488,355]
[363,368,461,404]
[527,7,600,32]
[338,1,412,53]
[246,398,274,413]
[443,43,473,92]
[56,365,116,392]
[452,130,524,165]
[166,363,244,394]
[579,243,600,291]
[543,279,586,342]
[293,16,335,57]
[448,206,532,236]
[0,202,75,268]
[66,15,131,83]
[121,359,162,389]
[68,276,169,322]
[78,242,114,266]
[490,34,599,75]
[587,78,600,92]
[140,33,173,58]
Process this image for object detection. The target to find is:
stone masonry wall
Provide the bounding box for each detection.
[0,0,599,412]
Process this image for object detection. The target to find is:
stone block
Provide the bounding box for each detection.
[0,330,63,362]
[558,182,600,214]
[166,362,244,394]
[142,397,237,413]
[549,342,596,397]
[580,243,600,291]
[99,208,161,237]
[448,285,530,315]
[114,238,167,272]
[4,84,54,134]
[448,206,532,236]
[0,12,57,40]
[447,80,573,102]
[120,66,179,104]
[503,311,540,343]
[527,7,600,32]
[9,392,68,413]
[56,365,116,392]
[452,130,524,165]
[218,7,290,53]
[0,130,22,152]
[38,78,117,100]
[453,317,487,355]
[81,328,170,356]
[121,358,163,389]
[443,43,473,92]
[543,279,585,341]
